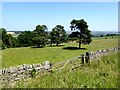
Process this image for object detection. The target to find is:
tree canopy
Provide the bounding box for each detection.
[70,19,92,48]
[50,25,67,46]
[18,31,33,47]
[32,25,48,48]
[0,28,17,49]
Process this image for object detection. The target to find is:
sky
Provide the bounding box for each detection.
[1,2,118,31]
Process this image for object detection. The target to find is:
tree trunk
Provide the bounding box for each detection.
[79,40,81,49]
[50,40,52,46]
[56,41,58,46]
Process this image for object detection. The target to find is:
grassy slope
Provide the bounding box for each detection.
[2,38,118,68]
[11,52,118,88]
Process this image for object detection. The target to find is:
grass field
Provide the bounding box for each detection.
[3,51,118,88]
[1,37,119,88]
[1,38,118,68]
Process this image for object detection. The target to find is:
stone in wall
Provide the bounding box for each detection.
[43,61,52,70]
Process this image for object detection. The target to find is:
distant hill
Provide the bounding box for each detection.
[65,31,118,36]
[91,31,118,37]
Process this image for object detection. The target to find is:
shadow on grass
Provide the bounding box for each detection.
[30,46,44,48]
[63,47,87,50]
[30,45,65,48]
[48,45,65,47]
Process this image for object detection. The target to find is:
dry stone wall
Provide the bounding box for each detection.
[89,47,118,60]
[80,47,119,64]
[68,47,119,71]
[1,61,52,84]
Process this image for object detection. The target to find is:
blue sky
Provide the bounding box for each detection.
[2,2,118,31]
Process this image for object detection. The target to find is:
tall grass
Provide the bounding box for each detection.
[7,52,118,88]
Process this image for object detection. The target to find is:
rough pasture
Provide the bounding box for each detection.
[2,51,118,88]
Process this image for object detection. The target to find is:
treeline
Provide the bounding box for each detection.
[0,19,92,49]
[0,25,68,49]
[100,33,119,37]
